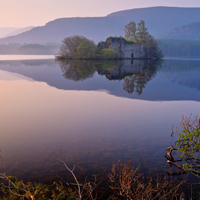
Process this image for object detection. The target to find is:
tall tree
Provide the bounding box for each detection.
[136,20,149,42]
[124,21,137,41]
[124,20,163,58]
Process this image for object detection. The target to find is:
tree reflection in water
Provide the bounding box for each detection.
[56,59,96,81]
[57,59,163,94]
[123,60,162,95]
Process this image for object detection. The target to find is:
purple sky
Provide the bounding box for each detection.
[1,0,200,27]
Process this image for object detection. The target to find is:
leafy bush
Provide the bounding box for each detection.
[144,36,164,59]
[125,39,134,44]
[166,115,200,177]
[58,35,96,59]
[96,49,120,60]
[76,41,96,59]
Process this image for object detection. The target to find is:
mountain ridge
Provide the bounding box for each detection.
[106,6,200,17]
[1,7,200,44]
[2,26,34,38]
[159,22,200,40]
[0,27,20,38]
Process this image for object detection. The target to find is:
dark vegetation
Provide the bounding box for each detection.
[156,21,200,57]
[0,43,60,55]
[0,150,191,199]
[1,115,200,199]
[158,39,200,57]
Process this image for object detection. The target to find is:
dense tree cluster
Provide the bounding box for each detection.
[58,35,120,60]
[0,44,59,55]
[57,21,163,60]
[124,20,149,42]
[158,39,200,57]
[59,35,97,59]
[125,20,163,59]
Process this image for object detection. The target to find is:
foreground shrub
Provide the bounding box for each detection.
[109,160,182,200]
[165,115,200,177]
[0,158,183,200]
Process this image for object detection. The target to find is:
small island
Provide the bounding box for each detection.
[55,20,163,60]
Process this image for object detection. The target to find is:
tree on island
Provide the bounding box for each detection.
[124,20,163,59]
[124,21,137,42]
[136,20,149,42]
[57,35,119,60]
[59,35,96,59]
[56,20,163,60]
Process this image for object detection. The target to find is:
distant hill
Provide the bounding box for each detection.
[2,26,34,38]
[159,22,200,40]
[1,7,200,44]
[107,6,200,35]
[0,27,19,38]
[0,17,127,44]
[0,43,60,55]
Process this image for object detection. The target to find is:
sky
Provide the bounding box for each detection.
[1,0,200,28]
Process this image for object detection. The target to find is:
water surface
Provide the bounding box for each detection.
[0,57,199,182]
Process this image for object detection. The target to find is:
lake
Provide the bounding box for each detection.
[0,56,199,183]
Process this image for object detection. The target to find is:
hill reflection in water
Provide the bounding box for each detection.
[0,58,200,101]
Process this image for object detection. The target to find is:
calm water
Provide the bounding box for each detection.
[0,56,200,182]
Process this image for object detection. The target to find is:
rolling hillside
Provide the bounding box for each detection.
[1,7,200,44]
[2,26,34,38]
[0,27,19,38]
[159,22,200,40]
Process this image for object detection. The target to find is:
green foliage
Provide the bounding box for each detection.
[124,21,137,41]
[59,35,96,59]
[124,20,150,43]
[174,116,200,175]
[97,41,108,49]
[136,20,149,42]
[57,35,122,60]
[0,175,76,200]
[176,128,200,160]
[125,39,134,44]
[76,41,96,58]
[57,21,163,60]
[96,48,120,60]
[106,36,124,41]
[124,20,163,59]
